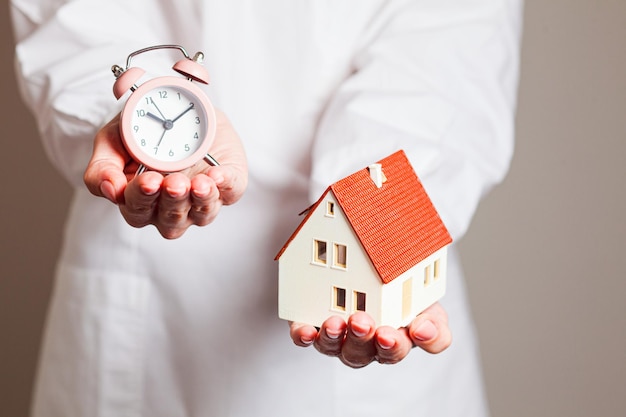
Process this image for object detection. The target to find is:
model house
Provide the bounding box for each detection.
[275,150,453,329]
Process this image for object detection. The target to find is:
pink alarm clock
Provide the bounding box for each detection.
[111,45,218,174]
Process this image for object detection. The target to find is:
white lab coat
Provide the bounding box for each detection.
[12,1,522,416]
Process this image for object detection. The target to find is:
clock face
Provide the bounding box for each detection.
[120,77,216,172]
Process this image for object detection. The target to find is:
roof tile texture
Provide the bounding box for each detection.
[331,150,452,283]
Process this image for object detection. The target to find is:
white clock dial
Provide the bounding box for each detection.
[130,85,208,162]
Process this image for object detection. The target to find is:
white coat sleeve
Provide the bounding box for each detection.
[310,0,523,241]
[10,0,200,187]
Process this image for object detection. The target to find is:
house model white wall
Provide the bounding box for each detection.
[275,150,453,329]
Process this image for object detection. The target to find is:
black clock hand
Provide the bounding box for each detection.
[171,103,195,123]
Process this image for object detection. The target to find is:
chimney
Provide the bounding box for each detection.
[368,163,386,188]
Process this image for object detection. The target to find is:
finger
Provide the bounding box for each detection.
[83,116,130,203]
[374,326,413,365]
[119,171,163,228]
[408,303,452,354]
[203,110,248,205]
[314,316,347,357]
[205,163,247,206]
[155,173,193,239]
[179,110,247,206]
[189,174,221,226]
[289,322,319,347]
[339,312,377,368]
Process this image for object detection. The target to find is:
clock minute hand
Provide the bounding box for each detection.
[150,98,167,120]
[171,103,195,123]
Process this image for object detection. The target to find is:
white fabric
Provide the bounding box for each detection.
[11,1,523,416]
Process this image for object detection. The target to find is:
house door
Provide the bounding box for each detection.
[402,278,413,319]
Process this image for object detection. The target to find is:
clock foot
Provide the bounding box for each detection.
[204,153,220,166]
[135,164,147,176]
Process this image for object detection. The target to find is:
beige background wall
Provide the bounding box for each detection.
[1,1,625,416]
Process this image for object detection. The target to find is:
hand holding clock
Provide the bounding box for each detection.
[84,110,248,239]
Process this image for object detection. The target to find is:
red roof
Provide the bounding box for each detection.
[276,150,452,284]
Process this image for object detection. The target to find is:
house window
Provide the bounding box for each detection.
[313,240,327,265]
[354,291,366,312]
[333,243,347,269]
[333,287,346,311]
[326,201,335,217]
[433,259,441,280]
[424,265,432,287]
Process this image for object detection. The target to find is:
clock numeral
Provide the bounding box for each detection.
[141,139,146,146]
[159,91,168,99]
[184,144,190,152]
[194,117,200,125]
[136,109,146,117]
[193,132,199,139]
[153,147,159,155]
[169,149,175,157]
[133,125,139,133]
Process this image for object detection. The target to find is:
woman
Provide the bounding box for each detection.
[12,1,522,415]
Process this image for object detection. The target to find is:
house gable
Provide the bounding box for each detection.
[276,190,383,325]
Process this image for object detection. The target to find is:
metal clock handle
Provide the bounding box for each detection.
[124,44,192,70]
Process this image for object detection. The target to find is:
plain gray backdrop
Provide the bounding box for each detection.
[1,1,625,416]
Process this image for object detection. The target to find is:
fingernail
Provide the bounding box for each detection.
[100,181,117,203]
[192,183,211,198]
[300,336,314,345]
[377,335,395,350]
[351,321,370,338]
[165,185,186,197]
[326,328,343,340]
[140,183,159,196]
[413,320,438,342]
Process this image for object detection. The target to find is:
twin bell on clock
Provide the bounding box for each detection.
[111,44,219,174]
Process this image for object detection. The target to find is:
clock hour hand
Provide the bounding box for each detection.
[147,112,175,131]
[171,103,195,123]
[146,111,165,124]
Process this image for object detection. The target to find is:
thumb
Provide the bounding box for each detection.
[409,303,452,354]
[206,162,248,206]
[83,115,130,204]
